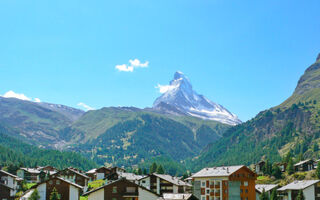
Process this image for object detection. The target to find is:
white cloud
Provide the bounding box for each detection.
[155,84,177,93]
[115,58,149,72]
[34,98,41,102]
[2,90,41,102]
[115,64,134,72]
[77,102,95,111]
[129,59,149,68]
[3,90,31,101]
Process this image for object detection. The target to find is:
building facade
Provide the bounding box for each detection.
[192,165,257,200]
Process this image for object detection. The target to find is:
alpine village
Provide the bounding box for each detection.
[0,54,320,200]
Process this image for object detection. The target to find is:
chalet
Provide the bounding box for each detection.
[83,178,160,200]
[275,162,287,172]
[191,165,257,200]
[17,166,57,183]
[255,161,265,174]
[294,159,315,172]
[139,173,192,195]
[17,168,41,183]
[20,177,83,200]
[255,184,278,200]
[0,170,21,200]
[158,193,199,200]
[51,167,89,192]
[277,180,320,200]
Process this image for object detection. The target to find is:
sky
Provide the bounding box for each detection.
[0,0,319,121]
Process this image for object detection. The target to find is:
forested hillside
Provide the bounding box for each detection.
[0,124,97,171]
[193,55,320,170]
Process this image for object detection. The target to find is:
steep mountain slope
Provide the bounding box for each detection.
[153,71,241,125]
[0,123,97,170]
[193,54,320,170]
[63,107,229,168]
[0,97,83,146]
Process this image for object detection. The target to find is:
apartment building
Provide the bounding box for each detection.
[191,165,257,200]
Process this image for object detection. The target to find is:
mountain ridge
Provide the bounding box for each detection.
[153,71,241,125]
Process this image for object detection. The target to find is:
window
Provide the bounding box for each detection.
[112,186,117,193]
[142,180,146,183]
[245,189,248,193]
[201,181,206,187]
[112,198,117,200]
[202,197,205,200]
[244,181,248,186]
[240,189,243,194]
[126,187,136,193]
[56,180,61,185]
[206,189,210,194]
[49,180,53,185]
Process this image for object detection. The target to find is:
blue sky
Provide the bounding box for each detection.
[0,0,319,121]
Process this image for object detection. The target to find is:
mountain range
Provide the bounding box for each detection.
[1,53,319,174]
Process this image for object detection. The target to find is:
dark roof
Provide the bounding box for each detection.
[31,177,83,190]
[56,168,90,179]
[83,178,160,197]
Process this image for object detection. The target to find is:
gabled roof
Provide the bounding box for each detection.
[144,173,191,187]
[159,193,194,200]
[278,180,319,191]
[20,168,41,174]
[86,168,97,174]
[83,178,160,197]
[57,168,90,179]
[118,172,145,181]
[32,177,83,190]
[0,169,19,179]
[294,159,314,167]
[191,165,244,178]
[255,184,278,193]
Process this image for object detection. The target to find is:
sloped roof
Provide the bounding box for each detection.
[278,180,319,191]
[294,159,314,167]
[86,168,97,174]
[0,169,19,179]
[191,165,244,178]
[31,177,83,190]
[83,178,160,197]
[118,172,145,181]
[58,168,90,179]
[256,184,278,193]
[152,173,191,186]
[20,168,41,174]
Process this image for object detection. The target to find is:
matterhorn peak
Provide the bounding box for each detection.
[317,53,320,62]
[153,72,241,125]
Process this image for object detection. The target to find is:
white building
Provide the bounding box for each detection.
[277,180,320,200]
[256,184,278,199]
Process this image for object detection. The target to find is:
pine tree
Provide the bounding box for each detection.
[259,189,268,200]
[316,162,320,179]
[286,158,294,175]
[156,165,165,174]
[29,189,40,200]
[272,165,282,179]
[270,188,278,200]
[49,188,61,200]
[137,168,142,175]
[143,168,147,175]
[296,190,305,200]
[150,163,157,174]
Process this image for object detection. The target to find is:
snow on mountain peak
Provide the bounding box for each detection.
[153,72,241,125]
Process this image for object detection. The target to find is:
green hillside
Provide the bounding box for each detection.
[64,107,229,170]
[0,97,78,146]
[193,55,320,170]
[0,124,97,171]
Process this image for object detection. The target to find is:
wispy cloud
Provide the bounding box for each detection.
[155,84,176,93]
[2,90,41,102]
[115,58,149,72]
[77,102,95,111]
